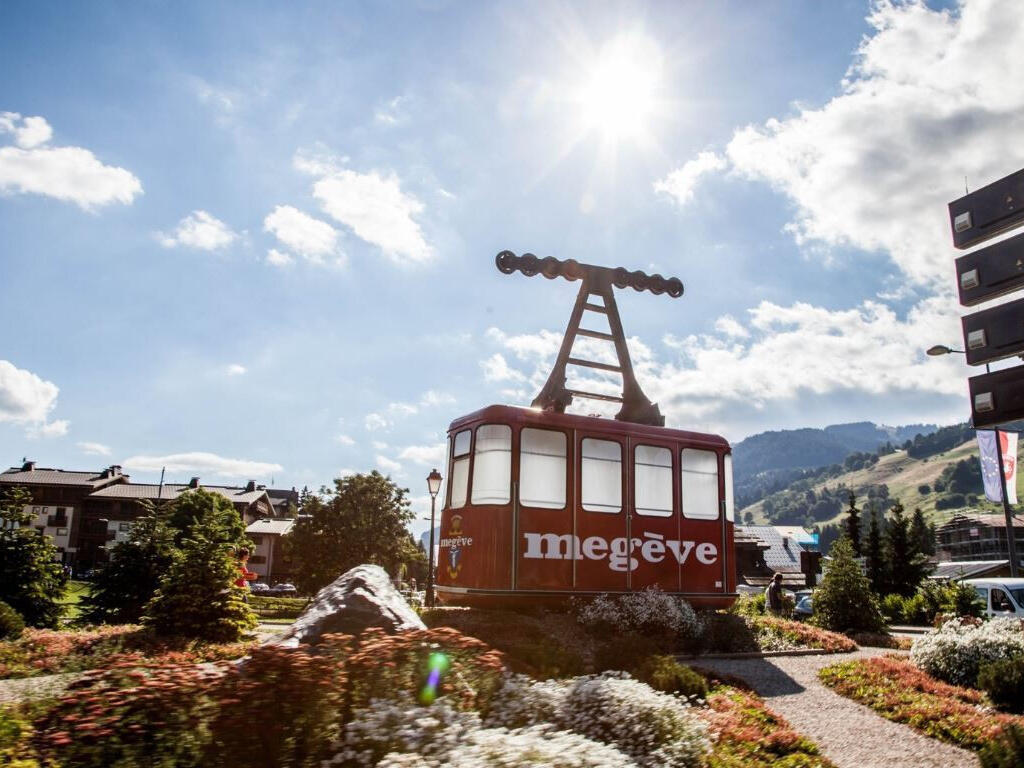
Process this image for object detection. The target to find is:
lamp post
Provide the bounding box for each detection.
[426,468,442,608]
[926,344,1016,576]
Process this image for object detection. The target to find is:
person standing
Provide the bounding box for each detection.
[765,572,785,615]
[235,547,258,594]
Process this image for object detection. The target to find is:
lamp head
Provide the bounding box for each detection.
[926,344,953,357]
[427,468,442,498]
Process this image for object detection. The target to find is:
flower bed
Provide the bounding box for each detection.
[0,626,254,680]
[749,616,857,654]
[910,616,1024,687]
[700,685,836,767]
[819,655,1024,750]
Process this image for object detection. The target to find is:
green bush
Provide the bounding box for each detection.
[882,581,986,626]
[812,537,885,633]
[880,593,907,624]
[0,600,25,640]
[979,658,1024,713]
[635,655,708,699]
[981,724,1024,768]
[0,487,67,628]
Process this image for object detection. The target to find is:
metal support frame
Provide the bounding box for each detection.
[495,251,684,427]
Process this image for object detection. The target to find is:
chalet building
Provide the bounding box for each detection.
[78,478,275,570]
[266,487,299,518]
[0,462,128,564]
[244,517,295,584]
[935,512,1024,566]
[735,525,820,589]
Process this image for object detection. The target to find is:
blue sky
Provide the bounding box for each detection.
[2,0,1022,535]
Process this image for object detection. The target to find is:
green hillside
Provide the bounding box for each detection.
[740,438,1024,529]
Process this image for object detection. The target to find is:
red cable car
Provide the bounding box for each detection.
[435,253,737,609]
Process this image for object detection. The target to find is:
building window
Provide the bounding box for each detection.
[581,438,622,513]
[56,528,68,536]
[681,449,719,520]
[249,535,264,546]
[249,555,267,565]
[118,522,131,532]
[635,445,673,517]
[450,429,471,509]
[724,454,734,523]
[471,424,512,505]
[520,428,566,509]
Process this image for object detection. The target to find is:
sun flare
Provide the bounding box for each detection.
[576,32,664,143]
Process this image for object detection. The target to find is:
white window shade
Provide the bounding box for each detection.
[682,448,719,520]
[582,438,622,513]
[450,430,471,509]
[635,445,672,517]
[520,428,566,509]
[724,453,734,522]
[472,424,511,505]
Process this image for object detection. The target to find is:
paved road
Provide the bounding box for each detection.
[694,649,979,768]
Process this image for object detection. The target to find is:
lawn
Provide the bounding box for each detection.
[819,655,1022,751]
[56,580,90,624]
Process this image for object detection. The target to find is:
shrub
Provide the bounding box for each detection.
[732,592,793,618]
[699,612,759,654]
[911,617,1024,687]
[880,593,907,624]
[812,537,885,633]
[1,703,43,768]
[441,725,638,767]
[979,657,1024,713]
[0,600,24,640]
[0,487,67,628]
[484,674,568,729]
[562,672,710,767]
[981,725,1024,768]
[634,656,707,699]
[592,632,669,672]
[574,589,704,651]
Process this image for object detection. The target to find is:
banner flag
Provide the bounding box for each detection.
[977,430,1018,504]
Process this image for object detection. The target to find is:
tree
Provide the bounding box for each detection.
[286,472,415,595]
[884,500,928,596]
[845,492,862,557]
[80,504,176,625]
[812,536,885,633]
[143,502,256,641]
[909,507,934,556]
[165,488,246,546]
[864,506,885,594]
[0,486,67,627]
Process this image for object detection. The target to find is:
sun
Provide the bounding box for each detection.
[576,32,664,143]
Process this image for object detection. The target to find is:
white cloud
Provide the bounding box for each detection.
[27,419,69,438]
[372,440,389,451]
[0,360,68,437]
[263,204,343,265]
[158,210,237,251]
[398,443,446,467]
[335,433,355,446]
[374,96,406,126]
[0,113,141,209]
[365,412,390,431]
[297,154,432,265]
[122,452,282,478]
[481,353,525,382]
[376,455,402,473]
[266,248,294,267]
[77,441,111,456]
[226,363,247,376]
[713,315,750,339]
[653,151,726,206]
[337,467,358,478]
[419,390,456,407]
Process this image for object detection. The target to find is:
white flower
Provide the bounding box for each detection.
[911,617,1024,687]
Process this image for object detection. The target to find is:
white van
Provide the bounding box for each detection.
[962,578,1024,618]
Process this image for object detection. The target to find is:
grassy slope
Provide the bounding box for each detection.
[742,439,1024,526]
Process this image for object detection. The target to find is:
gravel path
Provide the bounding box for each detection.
[694,649,979,768]
[0,672,80,705]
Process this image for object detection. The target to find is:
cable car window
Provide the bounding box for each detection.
[635,445,673,517]
[724,454,735,522]
[581,438,622,513]
[520,428,567,509]
[450,429,471,509]
[472,424,512,504]
[681,449,719,520]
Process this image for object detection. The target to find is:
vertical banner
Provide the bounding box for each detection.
[977,430,1019,504]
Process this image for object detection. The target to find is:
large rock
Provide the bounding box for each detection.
[269,564,425,648]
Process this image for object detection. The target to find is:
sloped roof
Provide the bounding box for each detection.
[1,467,122,488]
[246,518,295,536]
[89,483,268,506]
[736,525,808,573]
[937,512,1024,530]
[929,560,1010,580]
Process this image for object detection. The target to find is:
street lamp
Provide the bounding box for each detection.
[426,468,442,608]
[926,344,963,356]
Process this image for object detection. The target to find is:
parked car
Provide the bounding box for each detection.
[792,594,814,620]
[268,583,297,597]
[962,578,1024,617]
[249,582,270,594]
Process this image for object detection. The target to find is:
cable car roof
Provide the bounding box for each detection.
[447,404,730,450]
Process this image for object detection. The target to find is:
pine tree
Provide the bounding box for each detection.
[166,488,245,546]
[884,500,928,596]
[80,504,176,625]
[0,486,67,627]
[143,506,257,641]
[865,506,885,594]
[812,536,885,633]
[845,491,862,557]
[910,507,935,556]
